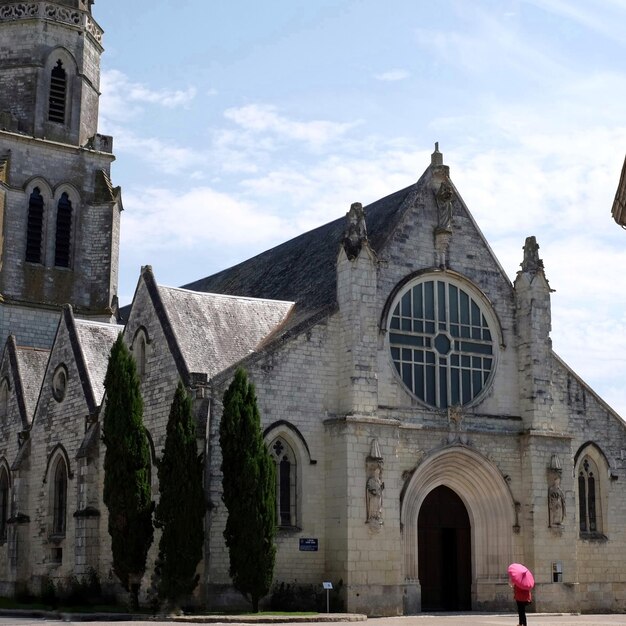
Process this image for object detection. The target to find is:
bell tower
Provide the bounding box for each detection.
[0,0,121,348]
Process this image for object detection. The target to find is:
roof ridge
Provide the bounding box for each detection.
[158,283,295,306]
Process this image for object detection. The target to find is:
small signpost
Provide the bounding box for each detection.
[322,581,333,613]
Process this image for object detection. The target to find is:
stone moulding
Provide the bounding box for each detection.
[7,513,30,524]
[73,506,100,518]
[0,3,103,43]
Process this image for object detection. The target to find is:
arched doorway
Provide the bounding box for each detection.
[400,446,515,612]
[418,485,471,610]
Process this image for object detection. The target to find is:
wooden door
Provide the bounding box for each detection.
[418,485,471,611]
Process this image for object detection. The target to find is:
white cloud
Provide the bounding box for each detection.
[100,69,196,124]
[111,126,208,174]
[374,69,410,81]
[238,146,427,231]
[223,104,360,149]
[121,186,294,251]
[126,83,196,108]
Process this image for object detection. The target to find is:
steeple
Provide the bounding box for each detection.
[0,1,121,349]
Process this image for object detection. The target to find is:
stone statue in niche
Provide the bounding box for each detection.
[366,439,384,526]
[435,181,454,231]
[548,474,566,527]
[366,466,384,523]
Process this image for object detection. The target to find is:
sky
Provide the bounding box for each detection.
[92,0,626,417]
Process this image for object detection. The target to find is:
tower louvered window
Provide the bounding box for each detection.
[25,188,44,263]
[54,193,72,267]
[48,60,67,124]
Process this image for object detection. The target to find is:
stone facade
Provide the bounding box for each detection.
[0,1,626,618]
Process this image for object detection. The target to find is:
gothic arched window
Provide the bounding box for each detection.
[270,437,297,527]
[52,457,67,536]
[25,187,44,263]
[0,467,9,541]
[133,331,148,379]
[48,60,67,124]
[578,456,602,535]
[54,193,72,267]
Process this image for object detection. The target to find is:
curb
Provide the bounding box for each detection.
[0,608,367,622]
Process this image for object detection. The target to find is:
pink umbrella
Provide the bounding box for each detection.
[508,563,535,590]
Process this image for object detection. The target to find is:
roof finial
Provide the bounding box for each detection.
[520,236,544,274]
[342,202,368,260]
[431,142,443,166]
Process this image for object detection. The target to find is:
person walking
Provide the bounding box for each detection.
[513,583,532,626]
[507,562,534,626]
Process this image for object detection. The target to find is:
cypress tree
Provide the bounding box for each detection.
[102,334,153,610]
[220,368,276,612]
[154,381,205,610]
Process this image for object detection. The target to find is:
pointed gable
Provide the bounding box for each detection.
[37,306,121,418]
[130,266,294,382]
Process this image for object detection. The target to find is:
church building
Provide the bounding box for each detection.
[1,0,626,616]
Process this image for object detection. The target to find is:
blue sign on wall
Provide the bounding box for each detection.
[299,538,318,551]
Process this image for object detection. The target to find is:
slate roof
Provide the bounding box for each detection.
[14,345,49,423]
[156,285,294,378]
[183,180,420,335]
[74,319,122,405]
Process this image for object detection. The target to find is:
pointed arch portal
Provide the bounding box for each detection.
[401,445,514,610]
[419,485,471,610]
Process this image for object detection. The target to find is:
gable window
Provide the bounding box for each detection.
[52,366,67,402]
[48,60,67,124]
[52,457,67,536]
[270,437,297,527]
[54,193,72,267]
[25,188,44,263]
[0,468,8,541]
[133,331,148,379]
[387,275,496,408]
[578,456,601,535]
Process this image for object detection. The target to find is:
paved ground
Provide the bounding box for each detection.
[1,614,626,625]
